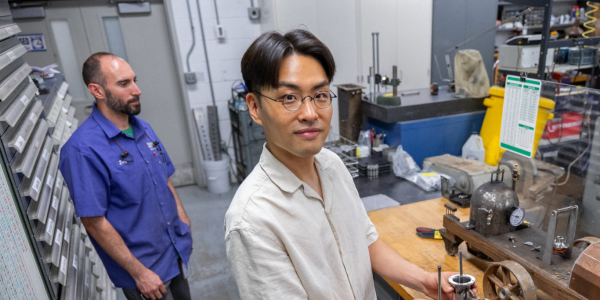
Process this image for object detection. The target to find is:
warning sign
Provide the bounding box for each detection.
[17,34,47,52]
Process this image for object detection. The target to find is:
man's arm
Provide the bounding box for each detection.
[167,178,190,227]
[226,227,307,300]
[369,238,477,300]
[81,216,165,300]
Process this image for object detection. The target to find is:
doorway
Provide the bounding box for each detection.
[14,0,195,186]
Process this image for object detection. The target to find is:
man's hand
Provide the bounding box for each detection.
[133,267,166,300]
[420,271,478,300]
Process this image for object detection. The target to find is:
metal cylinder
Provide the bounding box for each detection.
[448,274,477,300]
[469,175,520,237]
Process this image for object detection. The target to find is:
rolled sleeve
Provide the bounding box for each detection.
[59,149,110,218]
[226,227,307,300]
[366,219,380,246]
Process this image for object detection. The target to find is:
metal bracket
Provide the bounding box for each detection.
[543,205,578,265]
[519,72,528,82]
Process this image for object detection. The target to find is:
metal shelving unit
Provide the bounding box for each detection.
[501,0,600,80]
[0,6,114,299]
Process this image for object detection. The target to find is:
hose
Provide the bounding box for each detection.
[583,2,598,38]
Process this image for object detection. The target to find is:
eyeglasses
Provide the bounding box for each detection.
[254,90,337,111]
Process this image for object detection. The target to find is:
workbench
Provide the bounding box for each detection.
[361,88,486,124]
[354,172,441,205]
[368,197,563,300]
[368,197,485,299]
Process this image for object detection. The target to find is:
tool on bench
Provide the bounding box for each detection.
[416,227,442,240]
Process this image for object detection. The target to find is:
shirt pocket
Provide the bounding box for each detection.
[110,159,145,207]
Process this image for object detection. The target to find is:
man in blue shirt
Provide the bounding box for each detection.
[59,52,193,300]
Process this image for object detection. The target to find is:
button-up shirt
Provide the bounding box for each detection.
[59,106,192,289]
[225,144,379,299]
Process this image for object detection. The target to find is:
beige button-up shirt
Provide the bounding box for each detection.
[225,145,379,300]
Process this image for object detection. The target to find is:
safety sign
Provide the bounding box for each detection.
[18,34,47,52]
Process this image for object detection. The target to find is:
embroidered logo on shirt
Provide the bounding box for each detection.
[146,142,156,151]
[119,159,128,165]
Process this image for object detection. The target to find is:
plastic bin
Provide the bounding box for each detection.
[480,86,555,166]
[202,155,231,194]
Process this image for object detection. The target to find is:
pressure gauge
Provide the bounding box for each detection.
[509,207,525,226]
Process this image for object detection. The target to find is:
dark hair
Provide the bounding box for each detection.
[241,29,336,95]
[82,52,118,87]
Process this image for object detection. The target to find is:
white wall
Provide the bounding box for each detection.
[259,0,432,135]
[168,0,262,162]
[166,0,432,150]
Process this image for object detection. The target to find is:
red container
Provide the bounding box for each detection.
[543,112,583,140]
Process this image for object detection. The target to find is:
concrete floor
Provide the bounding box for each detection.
[115,173,440,299]
[117,184,241,300]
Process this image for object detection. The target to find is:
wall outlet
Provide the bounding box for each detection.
[184,72,197,84]
[215,25,225,39]
[248,7,260,20]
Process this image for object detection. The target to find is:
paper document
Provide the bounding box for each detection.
[499,75,541,157]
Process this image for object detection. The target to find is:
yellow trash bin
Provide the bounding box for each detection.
[480,86,555,166]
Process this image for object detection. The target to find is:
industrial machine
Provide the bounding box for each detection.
[367,32,402,106]
[498,36,556,70]
[425,154,498,196]
[441,166,600,299]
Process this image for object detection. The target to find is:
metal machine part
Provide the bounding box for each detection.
[553,236,568,253]
[542,206,578,265]
[448,274,478,300]
[483,260,537,300]
[438,265,442,300]
[424,154,497,195]
[448,251,480,300]
[569,241,600,299]
[509,207,525,227]
[376,65,401,106]
[441,176,472,208]
[469,168,521,237]
[573,236,600,250]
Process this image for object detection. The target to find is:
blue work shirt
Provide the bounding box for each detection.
[59,105,192,289]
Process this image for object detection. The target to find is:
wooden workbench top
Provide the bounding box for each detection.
[367,197,487,300]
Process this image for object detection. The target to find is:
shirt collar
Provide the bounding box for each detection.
[259,143,334,194]
[91,105,146,140]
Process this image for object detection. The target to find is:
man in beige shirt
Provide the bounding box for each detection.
[225,29,477,299]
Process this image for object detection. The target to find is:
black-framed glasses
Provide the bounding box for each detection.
[254,90,337,111]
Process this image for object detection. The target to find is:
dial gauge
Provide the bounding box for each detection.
[509,207,525,227]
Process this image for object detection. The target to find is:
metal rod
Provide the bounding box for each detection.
[392,66,398,97]
[196,0,217,107]
[185,0,196,73]
[376,33,380,75]
[459,250,463,280]
[372,32,376,80]
[369,67,374,103]
[213,0,220,25]
[437,265,442,300]
[538,2,553,80]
